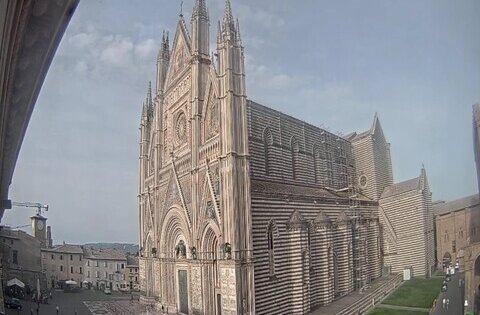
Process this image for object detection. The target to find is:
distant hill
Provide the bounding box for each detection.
[83,243,139,255]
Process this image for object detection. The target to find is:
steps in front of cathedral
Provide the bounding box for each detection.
[309,273,403,315]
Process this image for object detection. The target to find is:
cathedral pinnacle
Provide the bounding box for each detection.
[147,81,152,107]
[223,0,235,30]
[192,0,208,20]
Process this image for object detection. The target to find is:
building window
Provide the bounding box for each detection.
[104,261,108,267]
[87,271,90,278]
[444,233,448,242]
[96,271,99,278]
[71,266,74,273]
[87,260,90,267]
[95,261,99,267]
[60,265,63,272]
[263,127,273,176]
[70,255,73,261]
[60,255,63,260]
[12,250,18,264]
[121,264,124,269]
[105,271,108,278]
[452,240,456,253]
[266,220,278,277]
[291,137,299,180]
[313,144,322,184]
[79,255,82,261]
[51,254,54,260]
[80,267,83,274]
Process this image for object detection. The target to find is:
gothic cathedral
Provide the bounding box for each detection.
[139,1,385,314]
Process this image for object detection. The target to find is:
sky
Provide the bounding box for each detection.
[3,0,480,244]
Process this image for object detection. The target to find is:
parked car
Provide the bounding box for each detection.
[104,288,112,295]
[5,298,22,310]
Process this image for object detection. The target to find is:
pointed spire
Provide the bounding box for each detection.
[223,0,234,25]
[192,0,208,19]
[158,30,170,61]
[147,81,152,107]
[235,18,242,44]
[222,0,236,35]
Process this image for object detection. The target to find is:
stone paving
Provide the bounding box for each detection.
[83,300,149,315]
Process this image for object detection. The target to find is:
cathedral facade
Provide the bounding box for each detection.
[138,1,382,314]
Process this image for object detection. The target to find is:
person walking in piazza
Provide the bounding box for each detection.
[446,298,450,310]
[56,305,59,314]
[442,298,446,309]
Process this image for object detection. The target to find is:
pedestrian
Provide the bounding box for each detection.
[56,304,59,314]
[446,298,450,310]
[30,308,33,315]
[49,291,52,300]
[442,298,446,309]
[74,310,78,315]
[36,305,39,315]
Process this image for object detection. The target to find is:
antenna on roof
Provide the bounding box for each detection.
[179,0,183,17]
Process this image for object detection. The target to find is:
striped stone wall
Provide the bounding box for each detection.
[379,187,434,277]
[249,182,381,315]
[247,101,354,190]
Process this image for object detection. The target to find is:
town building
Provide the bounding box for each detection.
[41,243,84,289]
[463,103,480,315]
[138,1,385,314]
[348,116,435,277]
[125,256,139,291]
[433,194,480,269]
[0,226,45,290]
[83,248,127,291]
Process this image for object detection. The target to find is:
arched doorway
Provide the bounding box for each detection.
[202,226,220,315]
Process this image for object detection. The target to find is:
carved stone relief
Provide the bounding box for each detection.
[191,266,203,314]
[220,267,237,315]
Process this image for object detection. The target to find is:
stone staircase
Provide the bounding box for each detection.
[335,273,403,315]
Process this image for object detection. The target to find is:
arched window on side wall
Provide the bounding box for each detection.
[291,136,299,180]
[266,220,279,277]
[313,144,322,184]
[263,127,273,176]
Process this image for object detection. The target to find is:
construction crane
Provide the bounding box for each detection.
[12,202,48,216]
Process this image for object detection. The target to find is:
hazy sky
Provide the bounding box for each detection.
[3,0,480,244]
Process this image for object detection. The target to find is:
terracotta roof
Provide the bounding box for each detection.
[83,247,126,261]
[42,244,84,254]
[433,194,480,217]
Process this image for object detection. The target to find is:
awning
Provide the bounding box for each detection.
[65,280,77,285]
[7,278,25,288]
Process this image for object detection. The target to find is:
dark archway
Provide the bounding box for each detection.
[475,255,480,276]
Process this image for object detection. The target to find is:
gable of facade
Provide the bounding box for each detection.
[379,167,435,276]
[349,114,393,201]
